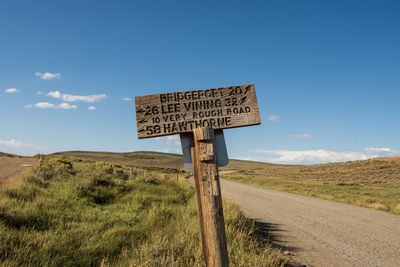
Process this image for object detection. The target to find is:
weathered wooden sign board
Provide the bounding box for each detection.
[135,84,261,139]
[135,84,261,267]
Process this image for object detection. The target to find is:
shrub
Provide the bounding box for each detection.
[54,158,73,169]
[138,176,158,185]
[78,172,118,204]
[4,186,40,201]
[113,167,129,180]
[32,162,55,180]
[31,159,75,181]
[0,207,51,231]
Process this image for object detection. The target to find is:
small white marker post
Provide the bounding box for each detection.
[135,84,261,267]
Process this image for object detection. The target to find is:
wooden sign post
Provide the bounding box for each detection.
[135,84,261,267]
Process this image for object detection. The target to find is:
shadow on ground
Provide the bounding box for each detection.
[251,219,298,251]
[249,219,305,267]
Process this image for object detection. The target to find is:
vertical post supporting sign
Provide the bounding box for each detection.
[135,84,261,267]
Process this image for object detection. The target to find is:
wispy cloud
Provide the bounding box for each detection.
[88,106,96,110]
[0,139,51,155]
[0,139,46,150]
[47,91,106,103]
[0,139,35,148]
[247,147,400,165]
[35,72,61,80]
[288,133,314,139]
[155,135,182,153]
[4,88,20,93]
[35,102,57,109]
[268,115,280,122]
[166,135,180,146]
[25,102,77,110]
[122,97,131,101]
[35,91,43,95]
[57,103,77,109]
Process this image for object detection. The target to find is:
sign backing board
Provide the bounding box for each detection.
[180,130,228,171]
[135,84,261,139]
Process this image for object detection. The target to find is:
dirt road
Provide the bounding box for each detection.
[0,156,37,187]
[220,179,400,267]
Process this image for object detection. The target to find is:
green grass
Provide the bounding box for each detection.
[0,157,289,266]
[222,158,400,214]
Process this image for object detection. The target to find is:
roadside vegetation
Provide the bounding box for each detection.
[0,152,21,158]
[51,151,184,169]
[222,157,400,214]
[0,157,288,266]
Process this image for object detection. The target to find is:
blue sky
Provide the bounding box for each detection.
[1,0,399,164]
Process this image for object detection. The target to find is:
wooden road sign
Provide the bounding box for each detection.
[135,84,261,267]
[135,84,260,139]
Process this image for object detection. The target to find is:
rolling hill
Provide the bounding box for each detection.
[3,150,400,213]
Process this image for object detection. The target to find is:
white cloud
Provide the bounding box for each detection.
[288,133,314,139]
[5,88,20,93]
[248,148,400,165]
[35,91,43,95]
[0,139,27,148]
[123,97,131,101]
[35,72,61,80]
[47,91,61,98]
[268,115,280,122]
[35,102,56,109]
[156,135,181,147]
[25,102,77,110]
[0,139,47,150]
[47,91,106,103]
[166,135,180,146]
[0,139,51,155]
[364,147,391,152]
[88,106,96,110]
[57,103,77,109]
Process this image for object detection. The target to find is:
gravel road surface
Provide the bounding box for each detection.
[0,156,37,187]
[220,179,400,267]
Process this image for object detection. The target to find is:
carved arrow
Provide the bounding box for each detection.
[240,96,247,105]
[244,85,251,95]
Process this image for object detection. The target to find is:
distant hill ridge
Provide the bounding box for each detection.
[0,152,21,158]
[50,150,273,170]
[3,150,400,170]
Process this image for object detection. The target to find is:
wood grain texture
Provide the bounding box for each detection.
[135,84,261,139]
[193,128,229,267]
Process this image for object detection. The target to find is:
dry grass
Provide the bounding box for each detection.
[222,157,400,214]
[51,151,184,169]
[0,157,290,266]
[394,204,400,213]
[47,152,400,214]
[368,203,389,211]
